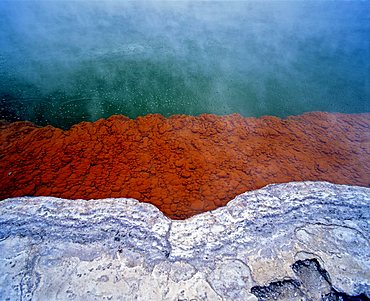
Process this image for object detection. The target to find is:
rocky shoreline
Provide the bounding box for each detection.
[1,112,369,219]
[0,182,369,300]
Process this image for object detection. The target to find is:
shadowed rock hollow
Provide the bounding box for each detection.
[1,112,369,219]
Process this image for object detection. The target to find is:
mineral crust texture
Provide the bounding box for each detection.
[1,112,369,219]
[0,182,369,300]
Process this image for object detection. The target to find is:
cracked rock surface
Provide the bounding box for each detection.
[1,112,369,219]
[0,181,369,300]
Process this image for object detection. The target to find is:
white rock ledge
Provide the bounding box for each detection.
[0,181,369,301]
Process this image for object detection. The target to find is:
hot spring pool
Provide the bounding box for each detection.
[0,1,369,128]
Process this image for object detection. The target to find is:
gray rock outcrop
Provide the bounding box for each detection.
[0,181,369,300]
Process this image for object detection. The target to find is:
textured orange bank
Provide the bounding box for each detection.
[1,112,369,219]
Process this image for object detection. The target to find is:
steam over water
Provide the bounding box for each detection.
[0,1,369,129]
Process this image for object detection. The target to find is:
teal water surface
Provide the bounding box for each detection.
[0,1,369,129]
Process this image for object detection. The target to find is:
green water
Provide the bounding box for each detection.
[0,1,369,129]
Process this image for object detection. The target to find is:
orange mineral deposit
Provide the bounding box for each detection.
[1,112,369,219]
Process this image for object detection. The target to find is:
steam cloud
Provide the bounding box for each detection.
[0,1,369,128]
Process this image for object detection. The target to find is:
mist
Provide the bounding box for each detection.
[0,0,369,128]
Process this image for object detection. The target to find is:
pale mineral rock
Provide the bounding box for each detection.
[0,181,369,301]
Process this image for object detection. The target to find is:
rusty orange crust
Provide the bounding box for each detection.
[1,112,369,219]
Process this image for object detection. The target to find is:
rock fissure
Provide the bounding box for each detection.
[251,258,370,301]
